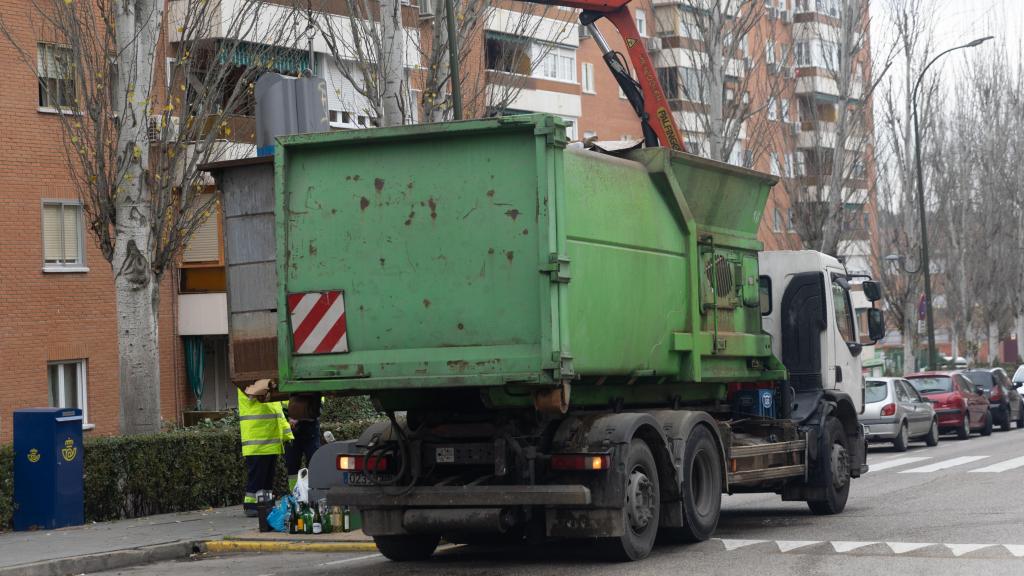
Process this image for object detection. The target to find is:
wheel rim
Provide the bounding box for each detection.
[690,449,715,517]
[626,466,656,534]
[830,443,850,490]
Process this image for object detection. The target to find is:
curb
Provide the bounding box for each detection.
[205,540,379,553]
[0,540,204,576]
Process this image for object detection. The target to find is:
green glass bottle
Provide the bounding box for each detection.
[302,503,314,535]
[320,501,333,534]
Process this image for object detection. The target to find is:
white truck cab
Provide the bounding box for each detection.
[759,251,885,416]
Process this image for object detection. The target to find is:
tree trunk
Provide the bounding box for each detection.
[988,320,999,365]
[380,0,406,126]
[902,302,917,374]
[707,9,725,162]
[114,0,164,434]
[428,8,450,123]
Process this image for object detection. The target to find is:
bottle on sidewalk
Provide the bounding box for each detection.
[343,506,351,532]
[320,500,333,534]
[312,504,323,534]
[290,499,302,534]
[302,503,314,535]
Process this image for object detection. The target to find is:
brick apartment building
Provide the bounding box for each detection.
[0,0,877,441]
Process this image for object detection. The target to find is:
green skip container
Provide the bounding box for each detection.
[273,114,783,411]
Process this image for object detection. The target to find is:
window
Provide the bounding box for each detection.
[772,207,783,232]
[787,207,797,231]
[831,277,856,343]
[680,67,706,103]
[781,98,791,122]
[796,151,807,175]
[38,43,76,110]
[183,193,221,263]
[636,9,647,37]
[765,41,776,65]
[657,67,679,99]
[581,62,596,93]
[784,153,794,177]
[485,33,532,75]
[769,152,780,176]
[895,381,910,402]
[49,360,89,427]
[795,42,811,66]
[42,201,84,270]
[680,12,703,40]
[536,43,576,83]
[767,97,778,121]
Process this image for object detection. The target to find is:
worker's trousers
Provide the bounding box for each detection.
[244,454,277,509]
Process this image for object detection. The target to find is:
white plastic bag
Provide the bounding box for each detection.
[293,468,310,503]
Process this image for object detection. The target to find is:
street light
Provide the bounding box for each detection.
[911,35,993,370]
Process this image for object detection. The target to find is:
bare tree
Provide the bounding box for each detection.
[1,0,302,433]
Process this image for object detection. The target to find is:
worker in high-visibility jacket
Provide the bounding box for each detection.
[238,388,293,517]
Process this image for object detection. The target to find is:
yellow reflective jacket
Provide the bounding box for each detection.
[237,389,294,456]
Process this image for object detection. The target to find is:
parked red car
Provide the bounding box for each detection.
[906,371,992,439]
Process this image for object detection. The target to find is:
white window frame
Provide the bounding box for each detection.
[48,359,92,430]
[41,199,88,273]
[37,43,77,113]
[534,43,577,84]
[781,98,790,122]
[636,9,647,37]
[581,62,596,94]
[769,152,780,176]
[772,207,783,232]
[767,97,778,121]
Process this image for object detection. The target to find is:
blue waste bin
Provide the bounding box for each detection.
[13,408,84,531]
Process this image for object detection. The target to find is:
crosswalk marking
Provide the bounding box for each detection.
[831,541,876,553]
[968,455,1024,473]
[946,544,993,556]
[887,542,934,554]
[720,539,767,551]
[776,541,819,552]
[866,456,931,472]
[898,455,989,473]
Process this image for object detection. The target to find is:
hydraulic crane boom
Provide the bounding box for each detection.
[526,0,685,151]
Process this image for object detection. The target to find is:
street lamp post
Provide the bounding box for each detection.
[911,35,993,370]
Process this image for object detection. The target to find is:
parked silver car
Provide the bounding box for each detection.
[860,377,939,451]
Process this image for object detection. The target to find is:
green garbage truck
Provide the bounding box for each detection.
[211,114,885,562]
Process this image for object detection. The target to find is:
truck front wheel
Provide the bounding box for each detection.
[374,534,441,562]
[603,439,660,561]
[807,416,850,515]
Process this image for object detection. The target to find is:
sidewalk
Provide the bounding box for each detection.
[0,506,374,576]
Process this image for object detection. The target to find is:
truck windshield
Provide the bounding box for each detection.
[963,371,994,391]
[908,376,952,394]
[864,380,888,403]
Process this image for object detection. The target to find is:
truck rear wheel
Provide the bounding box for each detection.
[603,439,660,561]
[661,425,721,543]
[807,416,850,516]
[374,534,441,562]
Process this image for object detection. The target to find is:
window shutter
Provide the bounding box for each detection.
[43,204,63,262]
[184,194,220,263]
[63,205,81,263]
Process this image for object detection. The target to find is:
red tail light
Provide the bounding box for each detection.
[550,454,610,471]
[337,454,389,472]
[991,387,1003,401]
[881,403,897,417]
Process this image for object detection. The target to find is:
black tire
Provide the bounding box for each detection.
[807,416,851,516]
[661,426,722,543]
[1000,405,1012,432]
[981,411,993,436]
[892,422,909,452]
[956,412,971,440]
[1017,402,1024,429]
[602,439,660,562]
[374,534,441,562]
[924,419,939,447]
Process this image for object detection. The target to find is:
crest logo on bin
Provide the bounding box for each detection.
[61,438,77,462]
[27,448,40,463]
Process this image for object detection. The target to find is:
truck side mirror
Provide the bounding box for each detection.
[861,280,882,302]
[866,308,885,343]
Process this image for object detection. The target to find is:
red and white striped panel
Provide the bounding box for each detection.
[286,291,349,354]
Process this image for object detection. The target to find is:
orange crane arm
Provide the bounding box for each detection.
[526,0,685,151]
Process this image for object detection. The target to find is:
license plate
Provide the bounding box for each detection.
[435,447,455,464]
[344,472,395,486]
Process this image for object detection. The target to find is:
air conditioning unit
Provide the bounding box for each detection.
[419,0,435,18]
[646,36,662,51]
[781,9,792,22]
[579,24,590,39]
[147,114,180,143]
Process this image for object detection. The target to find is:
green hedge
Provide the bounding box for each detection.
[0,410,383,531]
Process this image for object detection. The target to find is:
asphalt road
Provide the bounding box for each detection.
[98,425,1024,576]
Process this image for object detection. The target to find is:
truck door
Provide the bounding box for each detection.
[827,273,860,404]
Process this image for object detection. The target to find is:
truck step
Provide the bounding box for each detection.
[329,485,592,508]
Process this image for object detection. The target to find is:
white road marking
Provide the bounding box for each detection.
[899,455,989,473]
[866,456,931,472]
[946,543,994,556]
[968,455,1024,473]
[887,542,935,554]
[320,553,382,566]
[831,541,876,553]
[1005,545,1024,557]
[776,540,820,552]
[720,539,768,551]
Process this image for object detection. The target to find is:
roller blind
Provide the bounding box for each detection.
[43,202,82,265]
[183,194,220,263]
